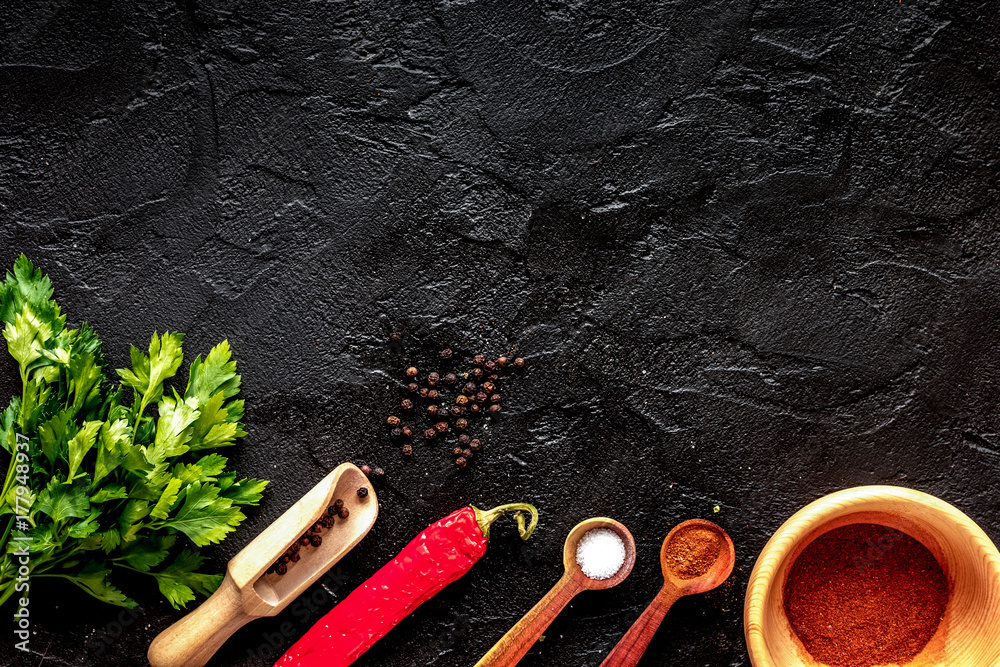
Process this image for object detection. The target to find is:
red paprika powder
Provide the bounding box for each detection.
[664,525,721,579]
[783,523,948,667]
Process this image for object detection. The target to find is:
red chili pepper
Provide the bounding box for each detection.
[274,502,539,667]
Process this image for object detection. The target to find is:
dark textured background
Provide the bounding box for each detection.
[2,1,999,665]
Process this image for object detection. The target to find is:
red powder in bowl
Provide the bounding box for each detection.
[783,523,948,667]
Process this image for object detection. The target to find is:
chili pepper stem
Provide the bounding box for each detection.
[471,503,539,541]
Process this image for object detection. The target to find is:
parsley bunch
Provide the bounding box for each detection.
[0,256,268,609]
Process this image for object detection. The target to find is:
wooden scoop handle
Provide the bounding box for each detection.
[599,583,682,667]
[147,573,254,667]
[475,570,583,667]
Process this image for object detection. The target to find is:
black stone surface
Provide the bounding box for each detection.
[2,1,999,666]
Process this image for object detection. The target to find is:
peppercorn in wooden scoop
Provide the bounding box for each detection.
[599,519,735,667]
[147,462,378,667]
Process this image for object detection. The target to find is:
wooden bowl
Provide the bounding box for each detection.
[745,485,1000,667]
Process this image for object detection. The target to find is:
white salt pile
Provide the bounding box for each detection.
[576,528,626,580]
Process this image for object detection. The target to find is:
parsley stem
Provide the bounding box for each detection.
[0,581,15,608]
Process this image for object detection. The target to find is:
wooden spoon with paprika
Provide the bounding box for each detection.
[599,519,735,667]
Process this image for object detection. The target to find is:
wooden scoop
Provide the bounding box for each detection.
[147,462,378,667]
[475,517,636,667]
[599,519,735,667]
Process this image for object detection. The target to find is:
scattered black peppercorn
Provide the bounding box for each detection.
[276,562,288,575]
[334,499,344,511]
[452,447,464,456]
[490,393,501,403]
[469,438,482,451]
[458,434,471,446]
[463,382,477,394]
[440,348,453,359]
[290,553,301,563]
[402,425,414,437]
[309,534,323,547]
[405,366,418,378]
[450,405,464,417]
[471,368,484,379]
[455,418,468,430]
[472,354,485,366]
[455,456,467,468]
[320,516,335,528]
[360,464,372,477]
[475,392,487,403]
[311,522,323,533]
[427,389,440,400]
[401,399,414,411]
[339,507,350,519]
[487,373,499,382]
[373,467,385,477]
[484,360,497,372]
[290,542,301,553]
[434,421,449,433]
[444,373,457,385]
[427,372,440,386]
[387,415,400,426]
[427,404,439,416]
[267,566,275,574]
[455,394,469,406]
[391,427,403,438]
[390,332,402,342]
[497,356,508,367]
[357,487,369,498]
[419,387,429,398]
[469,403,481,413]
[482,381,495,393]
[489,403,501,413]
[407,382,419,393]
[280,555,290,564]
[424,428,437,440]
[299,536,311,547]
[402,444,413,456]
[463,448,473,459]
[514,357,525,368]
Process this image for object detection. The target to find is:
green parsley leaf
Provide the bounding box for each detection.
[150,477,183,520]
[151,549,223,610]
[185,340,241,403]
[120,534,177,572]
[0,255,64,331]
[159,482,245,546]
[94,419,130,484]
[67,420,102,481]
[145,390,199,464]
[0,397,17,454]
[59,561,136,608]
[90,484,128,503]
[220,477,269,506]
[117,331,185,417]
[34,479,90,523]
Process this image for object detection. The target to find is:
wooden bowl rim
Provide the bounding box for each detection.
[744,484,1000,667]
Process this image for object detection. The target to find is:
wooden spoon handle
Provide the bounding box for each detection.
[475,571,582,667]
[148,573,254,667]
[599,583,682,667]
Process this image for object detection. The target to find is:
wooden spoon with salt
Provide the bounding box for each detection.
[599,519,735,667]
[475,517,636,667]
